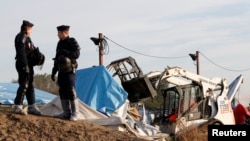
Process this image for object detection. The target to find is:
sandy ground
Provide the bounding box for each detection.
[0,106,216,141]
[0,110,148,141]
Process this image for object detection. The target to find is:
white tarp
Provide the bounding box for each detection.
[40,96,108,119]
[40,66,168,140]
[40,97,168,140]
[227,75,243,102]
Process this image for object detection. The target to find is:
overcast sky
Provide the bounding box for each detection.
[1,0,250,106]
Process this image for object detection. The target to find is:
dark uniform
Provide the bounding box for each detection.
[51,25,81,120]
[14,20,42,115]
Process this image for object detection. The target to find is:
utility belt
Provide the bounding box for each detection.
[58,57,77,73]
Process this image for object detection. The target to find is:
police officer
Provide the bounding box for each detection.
[51,25,81,121]
[13,20,42,115]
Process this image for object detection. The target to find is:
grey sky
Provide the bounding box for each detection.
[1,0,250,105]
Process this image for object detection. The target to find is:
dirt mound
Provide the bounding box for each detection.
[0,110,147,141]
[176,124,208,141]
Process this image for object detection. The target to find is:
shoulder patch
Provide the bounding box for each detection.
[16,33,27,44]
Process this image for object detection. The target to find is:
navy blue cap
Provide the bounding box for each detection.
[22,20,34,27]
[57,25,70,31]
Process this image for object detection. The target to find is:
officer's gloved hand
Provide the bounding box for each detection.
[51,74,56,81]
[24,65,30,74]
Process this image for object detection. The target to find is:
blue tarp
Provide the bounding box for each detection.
[76,66,128,114]
[0,83,57,105]
[0,66,128,115]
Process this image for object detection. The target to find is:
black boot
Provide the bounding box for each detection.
[28,104,42,115]
[70,99,80,121]
[54,100,71,119]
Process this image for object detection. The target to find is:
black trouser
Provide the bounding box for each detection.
[14,61,35,105]
[58,71,77,101]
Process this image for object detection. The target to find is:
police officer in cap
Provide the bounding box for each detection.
[51,25,81,121]
[13,20,42,115]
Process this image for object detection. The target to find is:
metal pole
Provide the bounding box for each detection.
[98,33,104,66]
[196,51,200,75]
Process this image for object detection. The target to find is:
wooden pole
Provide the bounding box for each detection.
[98,33,104,66]
[196,51,200,75]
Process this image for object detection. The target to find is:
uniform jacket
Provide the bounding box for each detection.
[52,37,80,75]
[14,32,34,66]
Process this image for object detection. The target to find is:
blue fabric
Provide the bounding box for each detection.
[76,66,128,114]
[0,83,56,105]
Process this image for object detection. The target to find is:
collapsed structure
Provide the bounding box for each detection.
[40,56,244,140]
[40,65,168,140]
